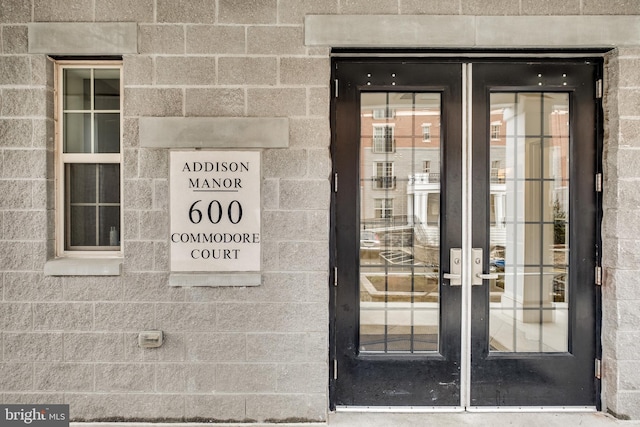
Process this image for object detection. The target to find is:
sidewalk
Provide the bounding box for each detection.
[71,411,640,427]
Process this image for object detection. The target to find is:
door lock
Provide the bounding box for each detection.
[472,248,499,286]
[443,248,462,286]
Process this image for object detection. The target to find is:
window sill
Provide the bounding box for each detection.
[44,258,123,276]
[169,273,261,287]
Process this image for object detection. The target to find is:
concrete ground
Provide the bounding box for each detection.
[72,411,640,427]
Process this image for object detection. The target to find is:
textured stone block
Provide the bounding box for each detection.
[2,149,46,178]
[185,333,246,361]
[280,179,329,210]
[0,241,38,271]
[4,272,63,301]
[34,303,93,331]
[245,394,326,422]
[307,148,331,179]
[280,57,329,85]
[403,0,462,14]
[3,211,47,240]
[156,303,216,331]
[278,241,329,271]
[342,0,398,13]
[309,87,329,117]
[303,331,328,363]
[153,179,169,211]
[123,241,155,272]
[139,148,168,179]
[583,0,640,14]
[620,119,640,148]
[124,88,183,117]
[219,0,277,24]
[0,0,31,23]
[262,179,279,210]
[1,88,47,117]
[94,302,155,331]
[620,58,640,88]
[123,179,153,209]
[263,210,307,240]
[216,364,276,392]
[63,333,125,362]
[247,26,305,55]
[3,393,65,404]
[261,241,279,271]
[0,303,32,331]
[138,25,184,54]
[184,395,245,420]
[521,0,580,15]
[0,363,33,391]
[2,26,28,54]
[247,88,306,117]
[123,55,153,85]
[95,363,155,392]
[278,0,337,24]
[66,393,184,420]
[263,149,306,178]
[307,210,329,241]
[616,331,640,360]
[124,147,138,179]
[289,118,330,148]
[28,23,137,54]
[157,0,215,23]
[218,57,277,85]
[185,88,245,117]
[186,25,245,54]
[157,363,218,393]
[96,0,154,22]
[0,56,31,85]
[217,302,326,332]
[140,117,289,148]
[616,392,640,419]
[124,332,186,362]
[618,299,640,332]
[33,0,92,21]
[139,211,169,241]
[4,333,63,362]
[63,276,123,301]
[154,241,169,271]
[277,363,326,393]
[156,56,217,85]
[246,333,308,362]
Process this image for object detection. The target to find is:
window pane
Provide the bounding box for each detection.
[99,206,120,246]
[94,69,120,110]
[99,164,120,203]
[68,164,96,203]
[64,69,91,110]
[94,113,120,153]
[64,113,91,153]
[69,206,97,246]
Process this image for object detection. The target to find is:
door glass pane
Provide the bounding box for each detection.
[359,92,441,353]
[489,92,569,353]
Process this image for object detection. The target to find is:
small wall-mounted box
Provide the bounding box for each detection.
[138,330,164,348]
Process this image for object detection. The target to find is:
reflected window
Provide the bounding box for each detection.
[422,124,431,142]
[373,161,395,189]
[373,125,395,153]
[374,198,393,219]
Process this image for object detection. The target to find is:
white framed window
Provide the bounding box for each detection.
[491,122,501,140]
[422,124,431,142]
[373,107,395,119]
[373,124,395,153]
[55,61,123,256]
[373,161,395,190]
[374,198,393,219]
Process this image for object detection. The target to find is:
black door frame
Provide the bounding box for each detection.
[329,54,603,410]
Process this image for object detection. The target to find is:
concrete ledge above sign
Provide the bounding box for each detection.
[169,273,261,287]
[305,15,640,48]
[140,117,289,149]
[28,23,137,55]
[44,258,123,276]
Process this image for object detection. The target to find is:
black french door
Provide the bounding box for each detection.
[330,58,601,409]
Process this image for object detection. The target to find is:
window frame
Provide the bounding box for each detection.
[54,60,124,258]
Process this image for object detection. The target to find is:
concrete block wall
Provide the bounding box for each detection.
[1,0,640,421]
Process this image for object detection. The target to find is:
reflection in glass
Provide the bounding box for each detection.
[64,113,91,153]
[63,68,91,110]
[95,113,120,153]
[489,92,569,353]
[66,164,121,249]
[359,92,441,353]
[94,69,120,110]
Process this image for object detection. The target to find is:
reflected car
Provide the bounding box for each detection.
[360,230,380,249]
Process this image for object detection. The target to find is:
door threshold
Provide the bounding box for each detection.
[335,406,465,413]
[467,406,597,413]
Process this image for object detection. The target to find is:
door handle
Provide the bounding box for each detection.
[443,248,462,286]
[472,248,498,286]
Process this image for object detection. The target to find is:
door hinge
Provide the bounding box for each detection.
[595,173,602,192]
[596,79,603,99]
[595,359,602,379]
[595,265,602,286]
[334,172,338,192]
[333,359,338,380]
[333,266,338,287]
[334,79,339,98]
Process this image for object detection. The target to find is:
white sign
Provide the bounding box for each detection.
[170,151,261,272]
